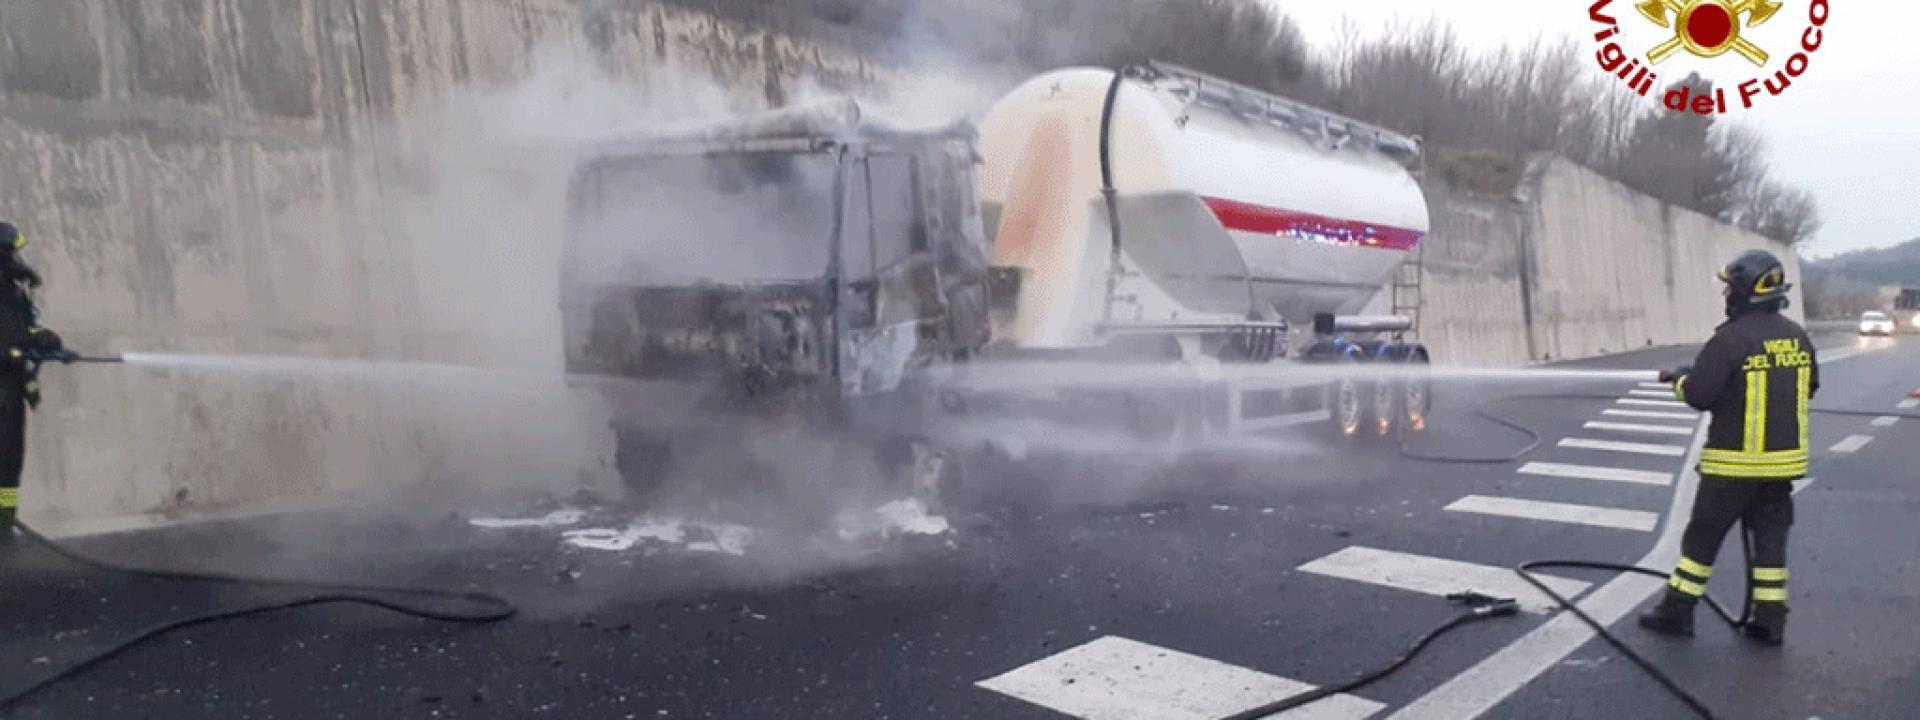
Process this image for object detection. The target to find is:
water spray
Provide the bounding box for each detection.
[58,353,123,365]
[933,359,1663,395]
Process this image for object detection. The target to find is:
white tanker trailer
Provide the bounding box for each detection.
[973,63,1434,439]
[559,62,1436,504]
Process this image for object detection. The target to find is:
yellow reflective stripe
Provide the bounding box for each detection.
[1752,587,1788,603]
[1699,462,1807,479]
[11,231,24,250]
[0,487,17,508]
[1669,575,1707,597]
[1797,367,1811,452]
[1744,370,1768,453]
[1677,556,1713,578]
[1753,567,1789,582]
[1674,376,1689,403]
[1701,448,1808,463]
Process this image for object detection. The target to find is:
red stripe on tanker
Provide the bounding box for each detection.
[1201,196,1425,252]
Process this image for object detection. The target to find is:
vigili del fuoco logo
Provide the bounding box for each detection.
[1588,0,1830,114]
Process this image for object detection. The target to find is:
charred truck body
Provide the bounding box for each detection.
[563,63,1436,501]
[560,102,994,499]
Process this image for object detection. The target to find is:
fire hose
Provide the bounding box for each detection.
[1231,386,1917,720]
[5,363,1910,716]
[0,355,518,715]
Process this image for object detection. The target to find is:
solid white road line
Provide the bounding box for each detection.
[1871,416,1899,428]
[1517,462,1673,487]
[1627,389,1674,398]
[1296,547,1589,614]
[1398,347,1883,720]
[1558,438,1689,457]
[1582,421,1697,437]
[1617,398,1691,409]
[1446,496,1659,532]
[976,636,1384,720]
[1603,408,1698,421]
[1830,435,1875,454]
[1899,399,1919,410]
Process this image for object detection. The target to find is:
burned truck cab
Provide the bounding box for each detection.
[559,102,992,496]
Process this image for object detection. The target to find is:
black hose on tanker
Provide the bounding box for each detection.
[1096,67,1130,327]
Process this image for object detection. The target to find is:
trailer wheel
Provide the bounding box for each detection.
[1371,381,1397,438]
[1402,348,1432,435]
[1327,350,1365,440]
[1124,388,1214,461]
[879,437,963,516]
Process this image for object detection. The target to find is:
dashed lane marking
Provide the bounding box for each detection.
[1557,438,1689,457]
[1445,496,1659,532]
[1397,345,1882,720]
[1517,462,1673,487]
[1871,416,1899,428]
[976,636,1385,720]
[1582,421,1697,437]
[1617,398,1691,409]
[1830,435,1874,454]
[1626,389,1674,398]
[1899,399,1919,410]
[1297,546,1590,614]
[1603,408,1698,421]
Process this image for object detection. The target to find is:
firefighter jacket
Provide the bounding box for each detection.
[1675,311,1818,480]
[0,279,51,407]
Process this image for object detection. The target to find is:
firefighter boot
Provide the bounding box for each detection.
[1637,590,1698,637]
[1744,603,1788,646]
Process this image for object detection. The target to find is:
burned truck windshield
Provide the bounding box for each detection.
[567,151,837,285]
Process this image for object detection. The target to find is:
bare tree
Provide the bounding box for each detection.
[1741,183,1824,244]
[776,2,1826,244]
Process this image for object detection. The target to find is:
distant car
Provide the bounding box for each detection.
[1859,311,1896,336]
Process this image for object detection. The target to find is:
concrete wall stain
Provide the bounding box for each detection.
[234,0,320,119]
[0,3,105,102]
[120,0,218,104]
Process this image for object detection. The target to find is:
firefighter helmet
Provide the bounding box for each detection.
[1718,249,1791,307]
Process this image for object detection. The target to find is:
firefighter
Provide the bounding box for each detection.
[1639,249,1813,646]
[0,221,67,542]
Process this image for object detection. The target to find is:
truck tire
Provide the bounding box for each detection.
[1370,355,1399,439]
[1327,349,1366,440]
[1401,347,1432,436]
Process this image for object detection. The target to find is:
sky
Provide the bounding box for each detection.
[1271,0,1919,258]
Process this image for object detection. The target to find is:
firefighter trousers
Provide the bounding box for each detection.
[1667,475,1795,604]
[0,381,23,528]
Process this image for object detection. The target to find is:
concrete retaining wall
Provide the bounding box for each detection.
[1,2,1804,527]
[1420,155,1805,367]
[1,0,883,529]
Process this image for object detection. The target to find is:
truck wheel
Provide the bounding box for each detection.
[1402,348,1432,435]
[1124,389,1213,461]
[1371,364,1399,439]
[613,423,675,500]
[1327,351,1365,440]
[878,437,962,515]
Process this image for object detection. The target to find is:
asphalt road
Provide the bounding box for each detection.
[2,333,1914,720]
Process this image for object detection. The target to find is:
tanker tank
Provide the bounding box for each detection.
[976,63,1432,353]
